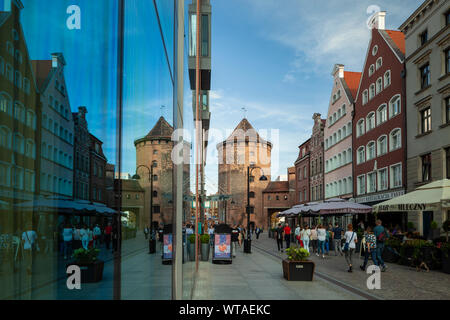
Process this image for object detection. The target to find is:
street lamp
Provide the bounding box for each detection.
[132,164,156,254]
[245,165,268,254]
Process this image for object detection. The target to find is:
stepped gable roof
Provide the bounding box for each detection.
[219,118,272,147]
[145,116,174,140]
[343,71,362,101]
[263,181,289,193]
[31,60,53,92]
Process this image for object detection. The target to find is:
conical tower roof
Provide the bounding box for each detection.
[218,118,272,148]
[135,116,173,145]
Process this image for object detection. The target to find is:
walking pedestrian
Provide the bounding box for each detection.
[231,224,239,258]
[301,225,311,253]
[310,226,318,254]
[80,225,89,250]
[373,219,388,272]
[332,223,343,256]
[275,223,284,252]
[360,226,378,271]
[104,222,112,250]
[284,223,292,249]
[73,224,81,250]
[144,226,149,240]
[62,223,73,259]
[93,224,101,249]
[22,224,38,275]
[343,224,358,272]
[294,224,301,245]
[255,226,262,240]
[208,224,215,247]
[325,227,332,255]
[317,224,326,258]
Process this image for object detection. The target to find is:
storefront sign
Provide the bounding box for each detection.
[355,190,405,204]
[214,234,231,259]
[163,234,173,260]
[377,203,438,212]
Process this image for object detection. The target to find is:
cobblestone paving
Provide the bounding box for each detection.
[253,234,450,300]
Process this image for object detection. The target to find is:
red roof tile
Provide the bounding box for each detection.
[384,30,405,55]
[263,181,289,193]
[31,60,52,91]
[343,71,362,100]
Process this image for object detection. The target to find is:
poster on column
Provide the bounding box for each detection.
[214,234,231,259]
[163,234,173,260]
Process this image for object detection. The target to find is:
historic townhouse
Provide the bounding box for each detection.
[324,65,361,200]
[73,106,90,200]
[0,0,41,206]
[32,53,74,198]
[400,0,450,235]
[294,138,310,204]
[353,12,407,226]
[309,113,325,202]
[89,133,107,204]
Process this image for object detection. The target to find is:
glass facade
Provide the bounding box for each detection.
[0,0,195,300]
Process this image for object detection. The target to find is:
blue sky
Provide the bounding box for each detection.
[20,0,424,195]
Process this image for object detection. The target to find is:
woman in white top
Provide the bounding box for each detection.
[344,224,358,272]
[62,224,73,259]
[301,226,311,253]
[294,225,301,245]
[80,225,89,250]
[310,226,318,254]
[316,225,327,258]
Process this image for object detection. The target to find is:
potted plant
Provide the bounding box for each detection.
[399,241,415,266]
[443,220,450,242]
[188,234,196,261]
[69,248,104,283]
[440,242,450,274]
[407,221,416,233]
[411,239,440,270]
[200,234,210,261]
[383,237,401,263]
[282,246,315,281]
[429,221,440,240]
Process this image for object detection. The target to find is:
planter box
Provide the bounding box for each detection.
[442,253,450,274]
[67,260,104,283]
[383,246,400,263]
[188,243,196,261]
[282,259,315,281]
[201,243,210,261]
[399,246,414,266]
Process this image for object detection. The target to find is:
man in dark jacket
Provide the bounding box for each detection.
[276,223,284,252]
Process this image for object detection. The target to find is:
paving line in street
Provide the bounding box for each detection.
[252,244,382,301]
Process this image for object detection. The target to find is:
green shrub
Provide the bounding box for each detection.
[407,222,415,230]
[443,220,450,242]
[200,234,210,244]
[385,237,402,248]
[188,234,196,244]
[285,246,310,261]
[430,221,438,229]
[72,248,100,264]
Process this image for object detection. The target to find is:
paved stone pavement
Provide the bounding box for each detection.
[191,243,365,300]
[252,234,450,300]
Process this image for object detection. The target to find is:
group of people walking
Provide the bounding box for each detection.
[275,219,389,273]
[61,222,113,259]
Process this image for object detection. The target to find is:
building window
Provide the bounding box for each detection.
[363,90,368,105]
[389,95,401,118]
[420,107,432,134]
[384,70,391,88]
[366,112,375,132]
[357,146,365,164]
[357,119,365,137]
[446,9,450,26]
[419,30,428,46]
[390,129,401,151]
[376,57,383,70]
[14,70,22,88]
[444,48,450,75]
[445,97,450,125]
[369,84,375,100]
[378,168,388,191]
[446,148,450,179]
[391,164,402,188]
[369,64,375,76]
[376,77,383,95]
[23,78,30,94]
[0,93,12,115]
[420,64,430,89]
[367,172,377,193]
[421,154,431,182]
[367,141,376,160]
[152,161,157,168]
[153,191,158,198]
[5,63,13,82]
[377,104,387,125]
[201,14,209,57]
[377,135,387,156]
[249,192,255,198]
[6,41,13,56]
[357,175,365,195]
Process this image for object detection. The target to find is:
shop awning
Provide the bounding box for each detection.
[277,198,371,217]
[373,179,450,213]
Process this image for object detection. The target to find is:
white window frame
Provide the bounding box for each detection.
[389,94,401,119]
[367,171,377,193]
[377,135,388,156]
[357,174,366,195]
[384,70,391,88]
[376,77,383,95]
[390,128,402,151]
[390,163,402,189]
[366,141,376,161]
[366,112,375,132]
[377,104,387,125]
[377,167,388,191]
[357,146,366,164]
[357,119,365,137]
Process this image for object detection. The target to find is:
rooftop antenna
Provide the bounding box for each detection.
[241,107,247,119]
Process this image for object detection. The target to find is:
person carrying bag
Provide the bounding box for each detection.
[343,224,357,273]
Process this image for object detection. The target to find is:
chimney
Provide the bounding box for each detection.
[369,11,386,30]
[332,64,345,78]
[78,106,87,119]
[51,53,66,68]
